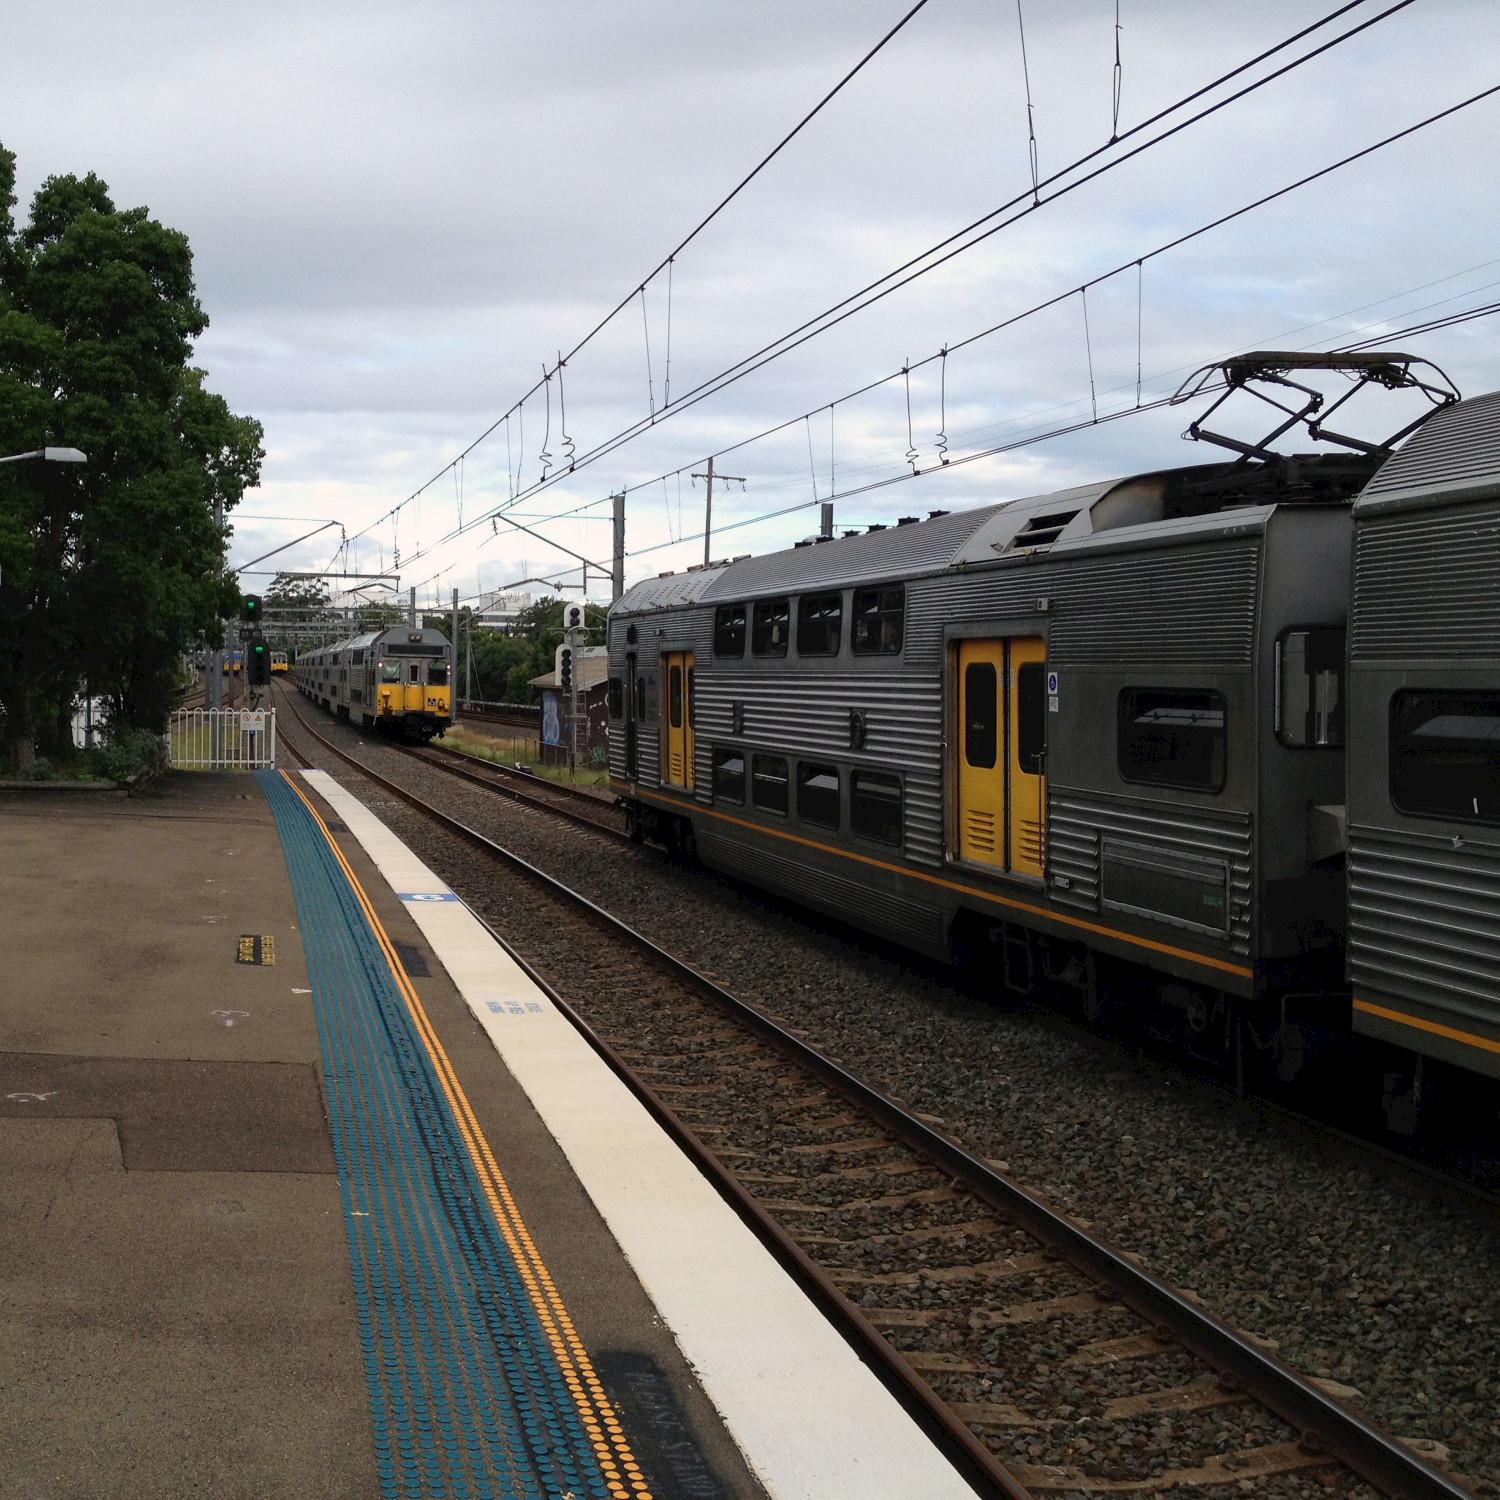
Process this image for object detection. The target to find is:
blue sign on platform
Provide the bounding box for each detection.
[398,891,460,903]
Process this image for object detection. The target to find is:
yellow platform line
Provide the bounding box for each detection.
[280,771,652,1500]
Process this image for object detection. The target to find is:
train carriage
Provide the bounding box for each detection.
[1347,388,1500,1089]
[608,456,1366,1068]
[292,624,453,741]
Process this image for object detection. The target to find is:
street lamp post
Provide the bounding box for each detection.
[0,447,88,763]
[0,446,88,467]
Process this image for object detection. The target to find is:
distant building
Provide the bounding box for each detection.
[472,591,534,632]
[529,646,609,769]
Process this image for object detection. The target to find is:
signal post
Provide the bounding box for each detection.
[561,601,587,779]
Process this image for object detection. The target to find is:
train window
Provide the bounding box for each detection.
[851,770,902,845]
[608,677,623,718]
[668,664,683,729]
[428,663,448,685]
[797,763,840,828]
[752,599,790,657]
[964,663,997,769]
[1016,662,1046,775]
[1277,628,1345,748]
[1118,689,1226,792]
[407,664,420,684]
[852,586,903,655]
[797,593,842,656]
[380,660,400,683]
[688,667,696,726]
[714,604,746,657]
[713,747,745,804]
[752,754,789,814]
[1391,691,1500,825]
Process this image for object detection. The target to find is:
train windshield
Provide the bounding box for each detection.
[379,660,401,683]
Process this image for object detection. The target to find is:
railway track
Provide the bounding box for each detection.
[455,703,541,732]
[273,686,626,840]
[273,696,1474,1500]
[414,740,626,837]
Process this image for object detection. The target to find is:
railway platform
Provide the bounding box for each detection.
[0,770,976,1500]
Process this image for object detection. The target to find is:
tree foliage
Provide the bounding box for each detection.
[0,144,262,765]
[461,597,606,704]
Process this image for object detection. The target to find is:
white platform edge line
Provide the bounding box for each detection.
[297,768,974,1500]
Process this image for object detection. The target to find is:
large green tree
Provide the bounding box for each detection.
[0,145,262,765]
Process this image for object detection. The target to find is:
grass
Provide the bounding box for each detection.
[441,724,610,788]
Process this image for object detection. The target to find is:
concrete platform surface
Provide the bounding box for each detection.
[0,773,764,1500]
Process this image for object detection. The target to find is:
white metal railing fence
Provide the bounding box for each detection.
[168,708,277,770]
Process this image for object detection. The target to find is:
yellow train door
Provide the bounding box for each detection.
[955,637,1046,877]
[957,641,1004,866]
[1007,637,1046,879]
[663,651,695,789]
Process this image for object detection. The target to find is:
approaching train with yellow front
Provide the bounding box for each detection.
[292,625,453,741]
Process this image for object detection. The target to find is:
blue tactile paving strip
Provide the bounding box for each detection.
[256,770,612,1500]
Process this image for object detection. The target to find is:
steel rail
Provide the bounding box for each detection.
[273,692,1474,1500]
[421,739,615,809]
[396,742,628,841]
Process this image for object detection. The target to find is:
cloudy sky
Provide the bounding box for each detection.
[4,0,1497,609]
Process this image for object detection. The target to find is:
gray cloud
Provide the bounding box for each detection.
[3,0,1496,598]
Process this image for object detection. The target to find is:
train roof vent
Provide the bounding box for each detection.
[928,509,950,520]
[1000,508,1080,554]
[867,523,887,533]
[897,515,920,526]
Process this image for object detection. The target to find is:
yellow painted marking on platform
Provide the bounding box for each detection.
[636,785,1253,981]
[236,934,275,965]
[279,770,646,1486]
[1353,997,1500,1057]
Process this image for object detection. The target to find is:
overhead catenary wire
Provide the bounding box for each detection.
[370,0,1426,591]
[336,0,1407,580]
[338,0,938,557]
[1016,0,1041,202]
[471,81,1500,538]
[420,276,1500,613]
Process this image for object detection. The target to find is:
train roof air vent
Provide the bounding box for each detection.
[1000,508,1081,554]
[896,515,919,526]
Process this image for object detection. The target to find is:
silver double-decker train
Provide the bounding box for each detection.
[606,353,1500,1127]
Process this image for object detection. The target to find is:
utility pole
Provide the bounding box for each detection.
[450,588,458,699]
[210,494,224,714]
[611,493,625,601]
[692,456,745,569]
[409,586,417,629]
